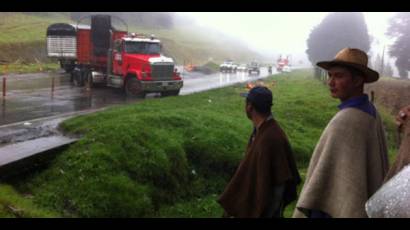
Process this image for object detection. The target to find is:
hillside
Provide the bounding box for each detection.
[0,12,263,73]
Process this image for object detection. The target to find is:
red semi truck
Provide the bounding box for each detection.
[46,15,183,97]
[276,55,291,73]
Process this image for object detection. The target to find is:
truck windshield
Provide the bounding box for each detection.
[125,41,161,54]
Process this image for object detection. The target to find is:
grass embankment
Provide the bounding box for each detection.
[1,69,398,217]
[0,185,58,217]
[0,13,70,74]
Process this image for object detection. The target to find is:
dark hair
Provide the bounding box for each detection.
[246,98,272,115]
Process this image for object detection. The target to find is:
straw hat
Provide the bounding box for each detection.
[317,48,379,83]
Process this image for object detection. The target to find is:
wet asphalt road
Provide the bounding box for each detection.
[0,67,274,126]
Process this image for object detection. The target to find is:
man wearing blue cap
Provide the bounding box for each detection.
[218,86,301,218]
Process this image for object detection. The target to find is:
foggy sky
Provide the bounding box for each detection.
[179,12,397,72]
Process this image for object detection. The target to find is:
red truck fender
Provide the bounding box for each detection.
[126,68,142,80]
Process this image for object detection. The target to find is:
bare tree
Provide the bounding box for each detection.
[386,12,410,79]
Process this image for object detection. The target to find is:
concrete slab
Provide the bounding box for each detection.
[0,135,78,168]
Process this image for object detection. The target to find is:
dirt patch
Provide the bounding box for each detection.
[365,78,410,115]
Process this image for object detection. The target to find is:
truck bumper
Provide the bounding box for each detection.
[140,80,183,92]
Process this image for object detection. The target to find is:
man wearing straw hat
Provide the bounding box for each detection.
[293,48,389,218]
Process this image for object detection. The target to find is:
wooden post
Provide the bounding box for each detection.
[380,45,385,77]
[370,90,375,103]
[85,74,91,92]
[2,77,5,98]
[51,75,55,99]
[2,65,7,98]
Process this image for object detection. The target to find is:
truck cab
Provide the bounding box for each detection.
[110,34,182,97]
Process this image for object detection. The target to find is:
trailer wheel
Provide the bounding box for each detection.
[125,77,145,98]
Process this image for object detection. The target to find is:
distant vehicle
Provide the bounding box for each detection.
[231,62,238,72]
[248,61,260,75]
[237,64,248,72]
[220,60,237,73]
[276,55,291,73]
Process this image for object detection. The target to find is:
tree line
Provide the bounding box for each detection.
[306,12,409,79]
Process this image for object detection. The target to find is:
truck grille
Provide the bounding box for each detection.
[151,63,174,80]
[47,36,77,58]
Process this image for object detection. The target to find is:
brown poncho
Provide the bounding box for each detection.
[384,119,410,182]
[293,108,389,218]
[218,118,301,218]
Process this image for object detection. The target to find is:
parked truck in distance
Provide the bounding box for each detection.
[219,60,237,73]
[46,15,183,98]
[276,55,291,73]
[247,61,260,75]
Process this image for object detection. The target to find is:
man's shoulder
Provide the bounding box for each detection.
[320,108,377,141]
[263,119,287,137]
[258,122,289,146]
[331,108,375,126]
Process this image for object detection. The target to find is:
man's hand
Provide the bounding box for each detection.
[396,105,410,130]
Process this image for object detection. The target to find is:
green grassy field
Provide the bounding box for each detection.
[0,69,398,217]
[0,13,71,45]
[0,13,71,74]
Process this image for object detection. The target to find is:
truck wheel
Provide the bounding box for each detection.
[125,77,145,98]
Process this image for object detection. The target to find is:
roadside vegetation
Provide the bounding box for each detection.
[0,69,398,217]
[0,184,58,217]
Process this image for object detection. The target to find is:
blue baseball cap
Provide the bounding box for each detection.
[240,86,273,108]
